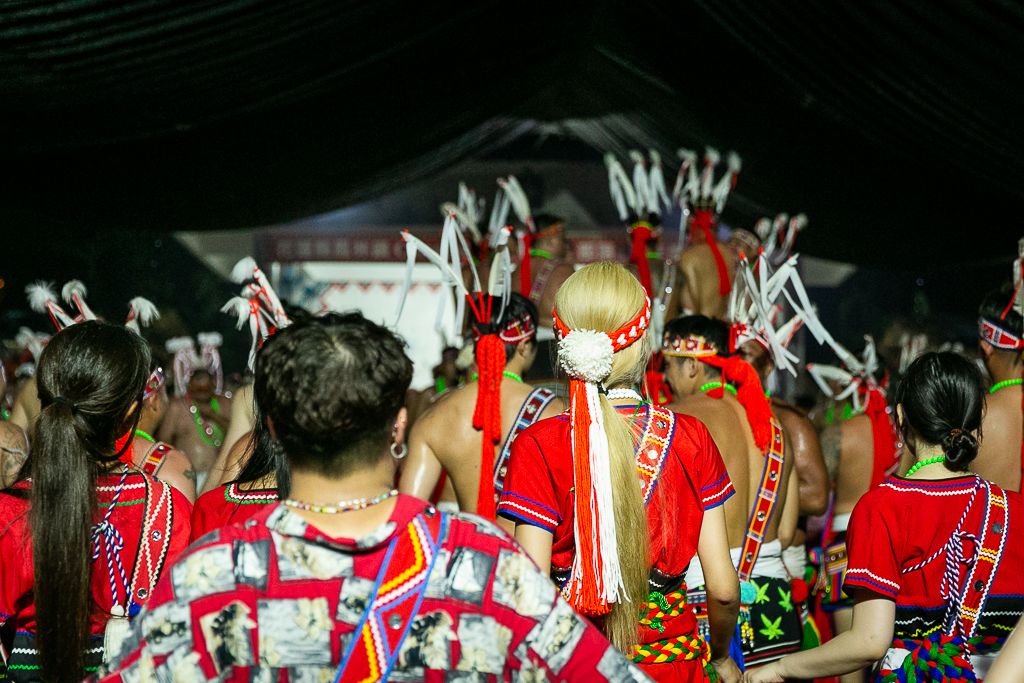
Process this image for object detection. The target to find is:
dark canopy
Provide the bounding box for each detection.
[3,0,1024,266]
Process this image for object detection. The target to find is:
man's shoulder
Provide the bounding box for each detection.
[985,385,1023,415]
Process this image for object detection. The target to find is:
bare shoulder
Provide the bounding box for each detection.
[414,384,471,435]
[0,421,28,449]
[0,421,29,486]
[772,399,814,436]
[985,385,1022,414]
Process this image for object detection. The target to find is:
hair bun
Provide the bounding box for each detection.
[943,429,979,471]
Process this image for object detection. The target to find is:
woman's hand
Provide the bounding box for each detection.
[711,656,742,683]
[742,660,784,683]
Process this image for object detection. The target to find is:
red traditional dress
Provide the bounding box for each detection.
[844,475,1024,681]
[190,482,277,543]
[498,403,734,683]
[90,494,651,683]
[0,469,192,681]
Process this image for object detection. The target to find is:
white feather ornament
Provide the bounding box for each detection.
[62,280,98,321]
[125,297,160,333]
[231,256,258,284]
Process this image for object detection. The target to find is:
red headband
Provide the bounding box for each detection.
[979,318,1024,350]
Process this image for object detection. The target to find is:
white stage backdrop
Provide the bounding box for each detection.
[277,262,458,391]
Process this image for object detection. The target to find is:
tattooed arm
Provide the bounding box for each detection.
[0,421,30,488]
[820,423,842,484]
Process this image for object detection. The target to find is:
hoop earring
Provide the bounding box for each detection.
[391,442,408,460]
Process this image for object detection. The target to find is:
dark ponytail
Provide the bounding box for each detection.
[28,322,149,683]
[893,351,984,473]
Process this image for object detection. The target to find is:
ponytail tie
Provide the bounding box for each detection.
[52,396,78,415]
[950,428,963,439]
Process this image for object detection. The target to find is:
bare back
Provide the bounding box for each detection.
[669,393,794,548]
[401,378,564,513]
[772,398,829,516]
[0,421,29,488]
[976,384,1023,491]
[825,414,874,516]
[675,243,738,319]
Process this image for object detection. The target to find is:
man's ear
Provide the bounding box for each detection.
[685,358,700,379]
[979,340,994,360]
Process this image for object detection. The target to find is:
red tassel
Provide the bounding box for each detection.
[472,334,505,519]
[629,222,654,299]
[691,209,731,296]
[706,356,772,453]
[519,233,534,295]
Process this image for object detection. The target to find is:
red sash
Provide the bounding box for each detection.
[125,473,175,612]
[335,511,447,683]
[955,480,1008,638]
[737,417,785,582]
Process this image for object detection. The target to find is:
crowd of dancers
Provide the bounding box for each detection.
[1,149,1024,683]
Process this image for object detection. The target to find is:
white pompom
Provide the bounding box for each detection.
[558,330,615,383]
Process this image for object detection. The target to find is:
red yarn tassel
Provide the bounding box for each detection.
[629,222,654,299]
[865,388,899,490]
[519,233,534,295]
[707,356,772,453]
[691,209,731,296]
[472,334,505,519]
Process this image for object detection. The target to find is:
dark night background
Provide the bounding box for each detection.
[2,0,1023,374]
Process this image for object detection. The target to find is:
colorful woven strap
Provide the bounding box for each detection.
[635,406,675,506]
[737,417,785,581]
[141,442,172,477]
[335,512,447,683]
[527,257,559,305]
[493,388,557,494]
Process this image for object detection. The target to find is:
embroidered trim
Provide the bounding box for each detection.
[224,482,278,504]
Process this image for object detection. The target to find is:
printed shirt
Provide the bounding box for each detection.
[91,494,654,683]
[0,472,192,672]
[498,405,734,594]
[844,475,1024,642]
[191,483,278,543]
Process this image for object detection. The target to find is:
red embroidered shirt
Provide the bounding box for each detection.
[498,405,734,594]
[844,475,1024,642]
[0,471,192,679]
[190,483,277,543]
[91,495,654,683]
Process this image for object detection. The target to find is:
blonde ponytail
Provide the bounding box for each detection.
[555,262,652,652]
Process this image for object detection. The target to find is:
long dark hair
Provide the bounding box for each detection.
[235,402,291,498]
[893,351,984,472]
[29,322,149,683]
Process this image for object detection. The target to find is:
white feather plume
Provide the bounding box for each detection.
[628,150,651,217]
[27,281,58,314]
[61,280,98,320]
[231,256,258,284]
[221,297,252,330]
[125,297,160,333]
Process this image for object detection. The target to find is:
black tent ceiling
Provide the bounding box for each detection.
[3,0,1024,266]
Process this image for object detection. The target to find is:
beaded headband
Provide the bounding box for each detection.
[552,296,651,352]
[472,313,537,345]
[979,317,1024,350]
[662,334,719,358]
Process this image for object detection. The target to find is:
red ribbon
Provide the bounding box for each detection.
[704,356,772,453]
[864,387,899,490]
[690,209,732,296]
[519,233,534,295]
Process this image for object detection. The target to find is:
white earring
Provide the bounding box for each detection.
[391,442,408,460]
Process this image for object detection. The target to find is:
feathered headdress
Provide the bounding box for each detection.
[27,281,76,331]
[125,297,160,334]
[165,337,199,397]
[198,332,224,395]
[223,257,292,370]
[395,215,515,520]
[755,214,808,268]
[61,280,99,323]
[676,147,741,296]
[494,175,540,295]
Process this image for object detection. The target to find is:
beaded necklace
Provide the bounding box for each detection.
[281,489,398,514]
[906,455,945,477]
[188,397,224,448]
[990,378,1023,394]
[471,371,523,383]
[134,429,155,442]
[529,248,555,260]
[700,381,737,395]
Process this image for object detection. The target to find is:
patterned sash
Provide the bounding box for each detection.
[140,442,172,478]
[633,590,719,683]
[527,258,560,305]
[493,388,557,494]
[335,511,447,683]
[878,479,1009,683]
[737,417,785,582]
[126,473,175,613]
[635,405,676,506]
